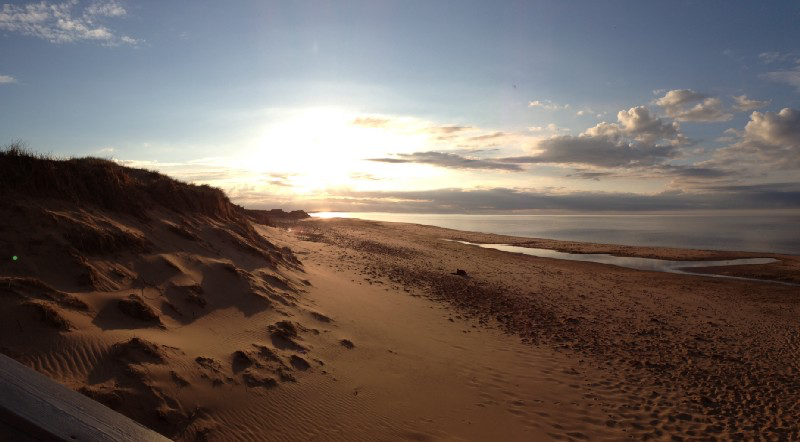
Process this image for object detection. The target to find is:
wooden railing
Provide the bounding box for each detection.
[0,353,169,441]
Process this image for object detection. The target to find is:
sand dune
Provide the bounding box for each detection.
[1,152,799,440]
[0,153,317,439]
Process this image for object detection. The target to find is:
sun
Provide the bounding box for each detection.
[240,107,436,195]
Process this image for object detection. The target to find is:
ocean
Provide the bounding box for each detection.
[311,212,800,255]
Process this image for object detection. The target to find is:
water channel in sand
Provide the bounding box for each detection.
[450,240,791,285]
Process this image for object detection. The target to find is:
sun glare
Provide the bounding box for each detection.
[239,107,439,195]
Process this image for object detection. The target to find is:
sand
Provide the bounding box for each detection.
[287,218,800,440]
[2,191,799,440]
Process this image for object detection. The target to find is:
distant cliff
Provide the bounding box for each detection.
[242,208,311,226]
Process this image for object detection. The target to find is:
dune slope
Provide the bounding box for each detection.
[0,151,316,439]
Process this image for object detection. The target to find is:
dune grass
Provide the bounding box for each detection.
[1,141,235,220]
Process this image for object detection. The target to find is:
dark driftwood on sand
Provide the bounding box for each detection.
[0,353,169,442]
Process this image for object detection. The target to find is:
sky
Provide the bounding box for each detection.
[1,0,799,213]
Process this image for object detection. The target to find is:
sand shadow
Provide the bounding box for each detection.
[92,294,165,331]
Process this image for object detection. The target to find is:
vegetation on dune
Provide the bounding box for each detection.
[243,208,311,226]
[0,141,235,220]
[0,141,304,271]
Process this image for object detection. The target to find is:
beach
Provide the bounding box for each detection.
[287,218,800,440]
[4,2,800,439]
[2,174,799,440]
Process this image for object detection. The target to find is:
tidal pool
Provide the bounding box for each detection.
[449,240,787,285]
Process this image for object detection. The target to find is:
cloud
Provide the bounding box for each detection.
[426,125,471,135]
[85,1,126,17]
[363,107,731,182]
[350,172,382,181]
[654,89,707,109]
[112,159,253,184]
[758,52,782,63]
[743,108,800,151]
[656,165,733,179]
[565,170,616,180]
[467,131,507,141]
[689,182,800,198]
[566,165,734,182]
[424,125,476,142]
[265,178,293,187]
[528,123,569,133]
[0,74,16,84]
[503,137,678,168]
[528,100,570,110]
[762,66,800,92]
[355,104,794,193]
[507,107,685,168]
[295,186,800,213]
[732,95,770,112]
[654,90,732,122]
[705,108,800,172]
[758,51,798,64]
[574,106,600,117]
[367,107,687,172]
[0,0,138,45]
[259,172,299,187]
[368,151,523,171]
[351,117,390,128]
[675,98,733,122]
[350,114,539,153]
[614,106,682,143]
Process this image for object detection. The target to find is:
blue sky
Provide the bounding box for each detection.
[1,0,799,212]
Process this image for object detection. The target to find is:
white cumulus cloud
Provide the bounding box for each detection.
[654,89,733,122]
[654,89,707,108]
[709,108,800,171]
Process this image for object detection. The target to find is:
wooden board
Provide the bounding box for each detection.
[0,353,170,442]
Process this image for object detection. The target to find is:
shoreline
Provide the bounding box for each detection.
[314,217,800,284]
[309,211,800,256]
